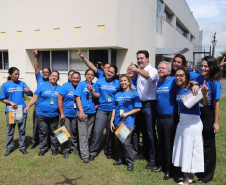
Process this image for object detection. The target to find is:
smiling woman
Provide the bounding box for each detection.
[24,70,62,157]
[0,67,33,156]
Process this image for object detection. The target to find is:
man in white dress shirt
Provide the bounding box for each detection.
[130,50,159,169]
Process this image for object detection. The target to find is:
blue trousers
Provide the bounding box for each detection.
[6,112,27,150]
[136,100,157,162]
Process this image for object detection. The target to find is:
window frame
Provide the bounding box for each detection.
[0,51,9,71]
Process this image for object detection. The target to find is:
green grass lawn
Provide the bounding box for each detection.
[0,99,225,185]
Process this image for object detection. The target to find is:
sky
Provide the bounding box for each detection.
[185,0,226,57]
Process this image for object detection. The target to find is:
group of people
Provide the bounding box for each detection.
[0,49,224,184]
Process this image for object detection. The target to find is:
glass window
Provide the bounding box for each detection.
[70,50,88,71]
[52,51,68,71]
[0,52,9,70]
[38,51,50,70]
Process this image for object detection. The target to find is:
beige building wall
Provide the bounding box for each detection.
[0,0,200,91]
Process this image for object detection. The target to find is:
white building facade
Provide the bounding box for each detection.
[0,0,201,91]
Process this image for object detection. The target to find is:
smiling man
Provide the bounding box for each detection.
[152,61,178,180]
[130,50,159,170]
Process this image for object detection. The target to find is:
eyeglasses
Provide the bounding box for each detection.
[175,74,185,78]
[42,71,50,74]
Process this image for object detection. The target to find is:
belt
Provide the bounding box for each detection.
[141,100,156,104]
[158,114,175,118]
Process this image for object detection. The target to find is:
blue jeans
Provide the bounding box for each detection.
[6,112,27,150]
[136,100,157,162]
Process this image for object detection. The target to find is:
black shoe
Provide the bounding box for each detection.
[52,150,58,155]
[38,150,46,156]
[89,155,95,161]
[106,155,112,159]
[4,150,12,156]
[83,158,89,163]
[145,161,155,169]
[127,163,134,171]
[163,172,171,180]
[113,160,125,166]
[151,166,162,172]
[63,152,69,159]
[20,149,28,155]
[73,148,79,154]
[134,154,145,160]
[31,142,39,149]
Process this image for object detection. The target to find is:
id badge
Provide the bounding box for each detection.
[107,95,111,102]
[89,95,92,102]
[74,102,77,108]
[50,98,54,105]
[120,108,124,115]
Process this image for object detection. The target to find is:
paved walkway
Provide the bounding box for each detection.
[220,78,226,98]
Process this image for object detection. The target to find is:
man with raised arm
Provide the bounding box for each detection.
[31,49,51,149]
[130,50,159,170]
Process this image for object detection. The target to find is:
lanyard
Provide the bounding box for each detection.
[106,80,113,96]
[121,90,131,109]
[49,83,57,98]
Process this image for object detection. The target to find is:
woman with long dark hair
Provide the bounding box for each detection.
[0,67,33,156]
[58,72,81,158]
[196,56,221,183]
[172,66,209,184]
[88,64,119,160]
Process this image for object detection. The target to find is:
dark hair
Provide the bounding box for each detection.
[8,67,19,81]
[136,50,149,59]
[85,69,95,76]
[72,71,81,79]
[42,67,51,74]
[175,66,191,91]
[171,54,187,76]
[68,70,76,76]
[51,70,60,79]
[108,64,118,80]
[202,56,221,81]
[119,74,134,92]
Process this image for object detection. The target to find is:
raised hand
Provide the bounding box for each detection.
[77,48,84,58]
[220,56,226,68]
[201,80,208,96]
[87,80,93,92]
[130,62,138,72]
[33,48,38,58]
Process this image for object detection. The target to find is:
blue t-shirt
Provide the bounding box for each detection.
[176,87,200,115]
[188,68,193,72]
[95,69,104,79]
[196,75,221,106]
[35,83,62,117]
[36,71,49,105]
[59,82,78,117]
[74,81,96,114]
[113,89,142,129]
[95,78,119,111]
[189,71,199,81]
[0,80,30,114]
[131,79,137,90]
[156,76,177,114]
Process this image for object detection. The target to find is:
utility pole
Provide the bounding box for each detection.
[212,32,217,57]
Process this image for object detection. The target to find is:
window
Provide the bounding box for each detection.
[156,0,164,33]
[0,52,9,70]
[37,49,116,72]
[176,23,188,38]
[164,11,171,23]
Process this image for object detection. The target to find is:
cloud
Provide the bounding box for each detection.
[186,0,226,57]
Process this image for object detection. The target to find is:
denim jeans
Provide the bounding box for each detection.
[6,112,27,150]
[136,100,157,162]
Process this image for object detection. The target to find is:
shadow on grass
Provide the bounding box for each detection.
[13,136,33,149]
[55,175,82,185]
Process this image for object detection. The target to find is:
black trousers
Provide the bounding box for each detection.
[32,104,39,144]
[157,114,178,172]
[37,114,59,152]
[197,106,216,183]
